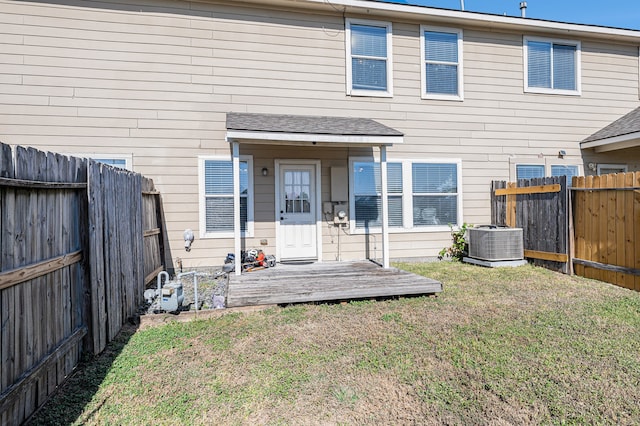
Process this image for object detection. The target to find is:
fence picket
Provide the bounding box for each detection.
[614,174,626,287]
[592,175,601,281]
[573,176,585,277]
[634,172,640,291]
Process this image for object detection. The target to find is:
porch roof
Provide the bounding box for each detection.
[225,112,403,146]
[581,107,640,152]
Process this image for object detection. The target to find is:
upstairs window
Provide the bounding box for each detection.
[524,37,581,95]
[346,19,393,97]
[421,26,463,100]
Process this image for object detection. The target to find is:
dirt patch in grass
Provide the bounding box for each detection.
[28,262,640,425]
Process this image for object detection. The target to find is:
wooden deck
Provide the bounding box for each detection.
[226,261,442,307]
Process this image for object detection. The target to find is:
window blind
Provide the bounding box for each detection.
[351,24,388,91]
[424,31,459,95]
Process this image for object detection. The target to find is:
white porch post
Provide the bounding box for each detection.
[232,142,242,276]
[380,145,390,268]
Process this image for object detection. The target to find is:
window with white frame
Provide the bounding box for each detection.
[71,154,132,170]
[524,36,580,95]
[352,161,403,229]
[350,158,461,232]
[199,157,253,237]
[515,162,581,184]
[96,158,128,169]
[597,164,627,175]
[412,163,458,227]
[551,165,579,181]
[346,19,393,97]
[516,164,545,180]
[421,26,463,100]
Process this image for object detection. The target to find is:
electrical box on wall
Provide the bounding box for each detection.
[333,204,348,225]
[323,201,333,215]
[331,167,348,202]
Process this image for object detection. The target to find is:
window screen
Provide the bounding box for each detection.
[551,165,579,186]
[353,161,402,228]
[424,30,460,96]
[350,24,389,92]
[527,40,577,91]
[412,163,458,227]
[516,164,545,180]
[204,160,248,233]
[95,158,128,169]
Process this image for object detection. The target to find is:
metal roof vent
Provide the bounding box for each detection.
[520,1,527,18]
[468,226,524,261]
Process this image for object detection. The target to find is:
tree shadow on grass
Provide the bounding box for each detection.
[25,322,138,425]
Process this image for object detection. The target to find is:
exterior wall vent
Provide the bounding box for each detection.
[468,226,524,261]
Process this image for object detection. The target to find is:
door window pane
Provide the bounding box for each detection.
[284,170,311,213]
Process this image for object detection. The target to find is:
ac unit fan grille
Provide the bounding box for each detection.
[468,227,524,261]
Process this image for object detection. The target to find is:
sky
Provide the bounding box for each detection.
[389,1,640,30]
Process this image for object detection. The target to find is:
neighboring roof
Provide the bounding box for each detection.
[226,112,403,146]
[256,0,640,43]
[581,107,640,152]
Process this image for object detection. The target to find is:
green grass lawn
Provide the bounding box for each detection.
[29,262,640,425]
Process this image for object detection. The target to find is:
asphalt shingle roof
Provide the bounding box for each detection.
[583,107,640,143]
[226,112,403,137]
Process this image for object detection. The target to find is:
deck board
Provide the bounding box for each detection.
[226,261,442,307]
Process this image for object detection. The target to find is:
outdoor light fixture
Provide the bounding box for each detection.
[558,150,566,157]
[262,167,268,176]
[183,229,194,252]
[588,162,597,172]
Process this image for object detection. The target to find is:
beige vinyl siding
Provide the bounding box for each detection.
[1,0,639,265]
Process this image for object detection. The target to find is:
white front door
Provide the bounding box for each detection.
[278,163,318,260]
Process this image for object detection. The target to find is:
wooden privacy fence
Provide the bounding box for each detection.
[0,143,166,424]
[0,145,86,426]
[491,176,570,273]
[492,173,640,292]
[572,173,640,291]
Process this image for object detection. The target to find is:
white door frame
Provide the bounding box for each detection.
[275,159,323,262]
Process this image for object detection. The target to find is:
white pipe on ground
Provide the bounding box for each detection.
[157,271,169,294]
[178,271,200,314]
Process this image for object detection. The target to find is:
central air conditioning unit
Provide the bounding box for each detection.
[467,226,524,261]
